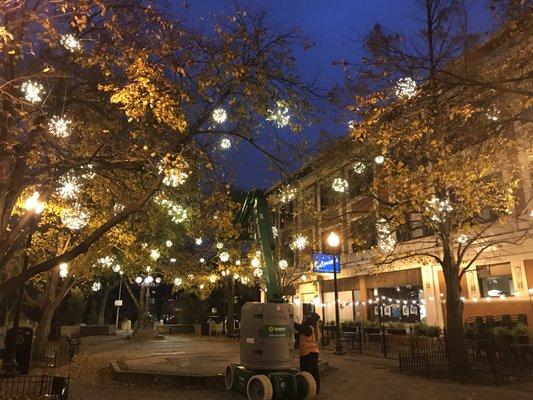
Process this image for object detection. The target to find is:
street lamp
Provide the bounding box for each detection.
[4,193,44,375]
[326,231,345,355]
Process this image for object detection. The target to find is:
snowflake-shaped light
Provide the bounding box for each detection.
[199,257,205,263]
[98,256,114,268]
[59,262,69,278]
[219,251,230,262]
[135,276,142,284]
[280,185,297,203]
[57,175,79,200]
[267,100,291,128]
[159,160,189,187]
[278,259,288,270]
[426,196,453,222]
[395,77,417,99]
[159,198,187,223]
[457,234,468,244]
[21,80,44,103]
[49,115,72,138]
[112,264,121,273]
[61,206,88,230]
[150,249,160,260]
[212,107,227,124]
[195,238,203,245]
[165,240,173,248]
[291,235,309,250]
[332,177,349,193]
[377,218,396,253]
[155,277,162,284]
[92,282,101,292]
[220,137,232,149]
[60,34,81,52]
[216,242,224,249]
[353,162,366,174]
[486,107,500,122]
[253,268,263,278]
[374,155,385,164]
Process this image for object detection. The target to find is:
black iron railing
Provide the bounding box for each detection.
[0,374,69,399]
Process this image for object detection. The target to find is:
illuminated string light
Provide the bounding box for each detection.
[59,263,69,278]
[166,240,173,247]
[60,34,81,52]
[61,205,88,230]
[395,77,417,99]
[155,277,162,284]
[426,195,453,222]
[279,185,297,203]
[216,242,224,249]
[135,276,142,284]
[209,275,218,283]
[376,218,396,253]
[219,251,230,262]
[486,107,500,121]
[112,264,121,273]
[212,108,227,124]
[332,177,348,193]
[272,226,278,238]
[253,268,263,278]
[24,192,44,214]
[251,257,260,268]
[159,160,188,187]
[174,277,182,286]
[241,277,249,285]
[21,80,44,103]
[92,282,101,292]
[98,256,114,268]
[266,100,290,128]
[353,162,366,174]
[457,234,468,244]
[220,137,231,149]
[278,259,288,270]
[291,234,308,250]
[199,258,205,263]
[374,155,385,164]
[150,249,160,260]
[195,238,203,245]
[159,198,187,223]
[49,116,72,138]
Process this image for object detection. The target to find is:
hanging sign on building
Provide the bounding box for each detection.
[312,253,340,273]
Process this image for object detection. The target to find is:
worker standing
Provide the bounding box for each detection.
[294,312,321,393]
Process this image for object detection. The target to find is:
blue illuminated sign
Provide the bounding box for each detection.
[312,253,340,273]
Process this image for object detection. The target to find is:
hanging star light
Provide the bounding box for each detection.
[219,251,230,262]
[59,262,69,278]
[155,277,162,284]
[159,199,187,223]
[212,107,227,124]
[57,175,80,199]
[21,80,44,103]
[144,276,154,284]
[395,77,417,99]
[60,34,81,52]
[291,235,309,250]
[92,282,101,292]
[49,115,72,138]
[278,259,288,270]
[266,100,291,128]
[353,161,366,174]
[332,177,349,193]
[220,137,232,150]
[376,218,396,253]
[61,206,88,230]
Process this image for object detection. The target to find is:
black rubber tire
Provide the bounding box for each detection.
[247,374,273,400]
[225,364,238,390]
[296,371,317,399]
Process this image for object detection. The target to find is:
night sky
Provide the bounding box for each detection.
[178,1,494,190]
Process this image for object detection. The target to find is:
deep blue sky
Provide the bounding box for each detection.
[179,1,494,190]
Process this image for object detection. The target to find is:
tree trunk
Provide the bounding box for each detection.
[443,251,470,376]
[33,267,59,358]
[97,285,112,325]
[225,279,235,335]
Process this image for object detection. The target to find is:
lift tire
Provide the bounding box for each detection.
[296,371,317,399]
[247,374,273,400]
[225,364,238,390]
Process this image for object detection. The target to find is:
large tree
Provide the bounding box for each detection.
[343,1,532,373]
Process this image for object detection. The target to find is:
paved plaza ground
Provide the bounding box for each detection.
[43,334,533,400]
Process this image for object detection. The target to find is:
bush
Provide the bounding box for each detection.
[511,323,529,337]
[86,299,98,325]
[413,323,441,337]
[387,322,406,330]
[63,289,86,325]
[363,320,380,329]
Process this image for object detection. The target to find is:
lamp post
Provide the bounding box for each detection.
[4,193,44,376]
[327,231,345,355]
[115,272,123,331]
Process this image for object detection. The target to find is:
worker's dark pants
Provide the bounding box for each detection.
[300,352,320,393]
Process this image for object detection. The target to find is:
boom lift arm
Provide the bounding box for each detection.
[236,190,283,303]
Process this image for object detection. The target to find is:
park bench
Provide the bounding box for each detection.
[79,325,109,337]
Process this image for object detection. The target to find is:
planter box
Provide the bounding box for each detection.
[387,329,406,335]
[363,327,381,334]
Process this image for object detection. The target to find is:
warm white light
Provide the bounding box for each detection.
[233,273,239,280]
[235,260,241,266]
[377,218,396,252]
[374,155,385,164]
[150,249,160,260]
[21,80,44,103]
[332,178,348,193]
[301,274,307,281]
[241,277,249,285]
[112,264,121,273]
[216,242,224,249]
[59,262,68,278]
[135,276,143,284]
[251,257,260,268]
[220,138,231,149]
[159,199,187,223]
[219,251,230,262]
[165,240,173,247]
[144,276,154,284]
[60,206,88,230]
[209,275,218,283]
[253,268,263,277]
[294,296,301,306]
[195,238,203,245]
[173,277,182,286]
[212,108,227,124]
[98,256,114,267]
[49,116,72,138]
[279,186,297,203]
[92,282,101,292]
[24,192,44,214]
[427,196,453,222]
[395,77,417,99]
[326,231,340,248]
[60,34,81,52]
[353,161,366,174]
[155,277,162,284]
[170,258,176,263]
[457,234,468,244]
[266,100,290,128]
[272,226,278,238]
[199,284,205,290]
[278,259,288,270]
[292,235,308,250]
[199,257,205,263]
[57,175,79,199]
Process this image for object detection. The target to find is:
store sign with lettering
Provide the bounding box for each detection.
[312,253,340,273]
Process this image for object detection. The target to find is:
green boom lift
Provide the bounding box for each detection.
[225,190,317,400]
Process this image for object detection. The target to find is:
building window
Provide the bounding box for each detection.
[477,263,514,297]
[396,213,433,242]
[350,216,377,253]
[347,167,372,198]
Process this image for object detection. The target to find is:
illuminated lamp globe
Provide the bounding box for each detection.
[135,276,142,284]
[327,231,340,248]
[155,277,162,284]
[251,257,260,268]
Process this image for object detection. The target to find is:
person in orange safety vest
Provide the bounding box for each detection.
[294,312,321,392]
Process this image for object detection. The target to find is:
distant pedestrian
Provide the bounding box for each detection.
[294,312,321,392]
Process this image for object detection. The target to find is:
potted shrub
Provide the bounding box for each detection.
[341,320,357,332]
[511,323,529,345]
[493,326,512,354]
[387,322,406,335]
[412,323,441,337]
[363,320,381,334]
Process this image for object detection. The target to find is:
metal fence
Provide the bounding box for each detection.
[33,337,80,369]
[0,374,69,399]
[321,325,533,385]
